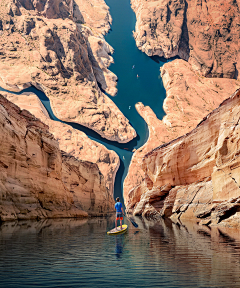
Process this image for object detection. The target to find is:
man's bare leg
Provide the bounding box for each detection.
[115,219,117,229]
[120,219,122,230]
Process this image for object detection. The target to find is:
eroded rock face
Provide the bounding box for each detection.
[0,0,136,143]
[132,0,186,59]
[125,89,240,227]
[132,0,240,79]
[0,94,114,221]
[2,91,120,198]
[124,59,240,203]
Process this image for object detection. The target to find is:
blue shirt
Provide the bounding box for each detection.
[115,202,122,213]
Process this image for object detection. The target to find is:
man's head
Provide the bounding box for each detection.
[116,197,120,202]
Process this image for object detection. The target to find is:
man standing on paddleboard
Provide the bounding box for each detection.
[115,197,124,230]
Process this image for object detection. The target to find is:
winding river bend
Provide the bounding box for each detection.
[0,0,168,203]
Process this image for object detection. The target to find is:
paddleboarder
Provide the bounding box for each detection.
[115,197,124,230]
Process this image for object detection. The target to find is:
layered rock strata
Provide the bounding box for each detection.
[2,91,119,198]
[0,95,114,221]
[0,0,136,143]
[124,59,240,202]
[125,89,240,226]
[131,0,240,79]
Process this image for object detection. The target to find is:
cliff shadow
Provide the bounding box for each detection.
[86,40,110,95]
[72,0,85,24]
[178,0,190,61]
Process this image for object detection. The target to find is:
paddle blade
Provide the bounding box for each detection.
[130,218,138,228]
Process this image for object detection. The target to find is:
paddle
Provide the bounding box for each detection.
[124,214,138,228]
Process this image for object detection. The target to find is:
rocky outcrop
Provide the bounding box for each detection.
[131,0,240,79]
[127,0,240,217]
[2,91,119,198]
[124,59,240,202]
[124,103,163,204]
[125,88,240,227]
[0,0,136,143]
[131,0,186,59]
[0,94,114,221]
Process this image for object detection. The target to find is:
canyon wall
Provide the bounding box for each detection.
[124,60,240,204]
[0,95,114,221]
[125,89,240,227]
[125,0,240,227]
[131,0,240,79]
[2,91,119,200]
[0,0,136,143]
[125,1,240,201]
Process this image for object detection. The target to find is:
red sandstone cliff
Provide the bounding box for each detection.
[124,60,240,205]
[131,0,240,79]
[125,0,240,224]
[0,0,136,143]
[125,89,240,227]
[2,91,119,201]
[125,1,240,203]
[0,95,114,221]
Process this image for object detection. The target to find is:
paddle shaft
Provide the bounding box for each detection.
[124,214,138,228]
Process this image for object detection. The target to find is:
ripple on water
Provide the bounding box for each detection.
[2,218,240,287]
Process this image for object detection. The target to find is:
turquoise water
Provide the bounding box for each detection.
[1,217,240,287]
[0,0,169,203]
[105,0,166,121]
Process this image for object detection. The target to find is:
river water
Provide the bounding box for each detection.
[1,217,240,287]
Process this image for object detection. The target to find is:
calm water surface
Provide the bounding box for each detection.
[1,217,240,287]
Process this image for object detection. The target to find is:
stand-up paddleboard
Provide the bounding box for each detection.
[107,224,128,235]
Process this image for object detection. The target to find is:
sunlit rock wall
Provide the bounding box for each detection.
[0,0,136,143]
[2,91,120,201]
[131,0,240,79]
[0,95,114,221]
[124,60,240,206]
[126,89,240,227]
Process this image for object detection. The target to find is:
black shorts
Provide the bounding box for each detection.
[116,212,123,220]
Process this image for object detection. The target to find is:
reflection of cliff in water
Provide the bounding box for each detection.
[1,218,240,287]
[0,217,115,239]
[143,218,240,286]
[115,236,123,258]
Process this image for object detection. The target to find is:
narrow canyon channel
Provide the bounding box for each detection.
[0,0,168,204]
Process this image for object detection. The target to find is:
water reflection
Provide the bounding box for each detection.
[115,236,123,258]
[1,217,240,287]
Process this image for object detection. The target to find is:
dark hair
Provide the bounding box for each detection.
[116,197,120,202]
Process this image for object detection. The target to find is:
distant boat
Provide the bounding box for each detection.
[137,74,139,78]
[129,106,131,109]
[132,65,135,69]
